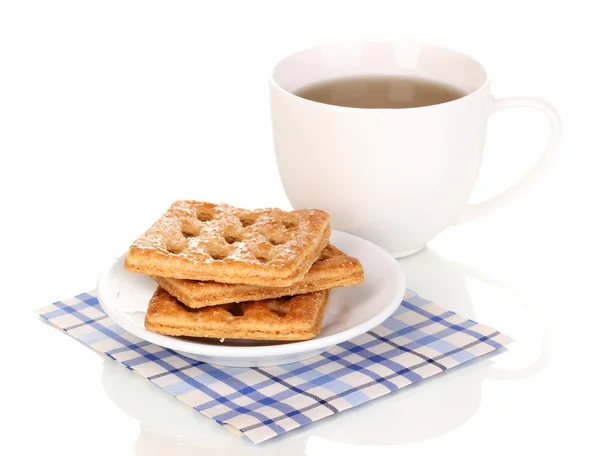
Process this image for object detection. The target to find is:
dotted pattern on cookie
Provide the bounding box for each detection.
[131,200,329,268]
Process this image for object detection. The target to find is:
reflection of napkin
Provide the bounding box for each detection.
[37,290,511,444]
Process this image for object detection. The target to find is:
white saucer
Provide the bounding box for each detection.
[97,230,405,367]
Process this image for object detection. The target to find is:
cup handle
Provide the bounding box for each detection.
[456,97,562,224]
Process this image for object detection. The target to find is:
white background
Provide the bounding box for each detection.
[1,1,599,454]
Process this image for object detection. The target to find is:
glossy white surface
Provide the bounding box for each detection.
[2,1,599,454]
[97,230,405,367]
[271,41,560,256]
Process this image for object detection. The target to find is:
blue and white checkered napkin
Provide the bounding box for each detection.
[37,289,511,444]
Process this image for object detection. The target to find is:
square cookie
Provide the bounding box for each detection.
[125,200,330,286]
[145,287,331,341]
[153,244,363,308]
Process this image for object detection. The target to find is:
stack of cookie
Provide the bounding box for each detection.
[124,200,364,341]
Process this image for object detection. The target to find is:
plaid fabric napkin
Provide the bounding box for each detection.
[37,289,511,444]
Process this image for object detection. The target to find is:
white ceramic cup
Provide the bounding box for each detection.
[270,41,561,257]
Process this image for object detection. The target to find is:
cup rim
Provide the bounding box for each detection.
[270,39,490,111]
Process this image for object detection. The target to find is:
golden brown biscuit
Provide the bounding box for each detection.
[145,287,330,341]
[124,200,330,286]
[152,244,363,308]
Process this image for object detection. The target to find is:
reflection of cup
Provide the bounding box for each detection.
[270,40,561,257]
[101,248,548,450]
[304,248,547,445]
[400,248,549,381]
